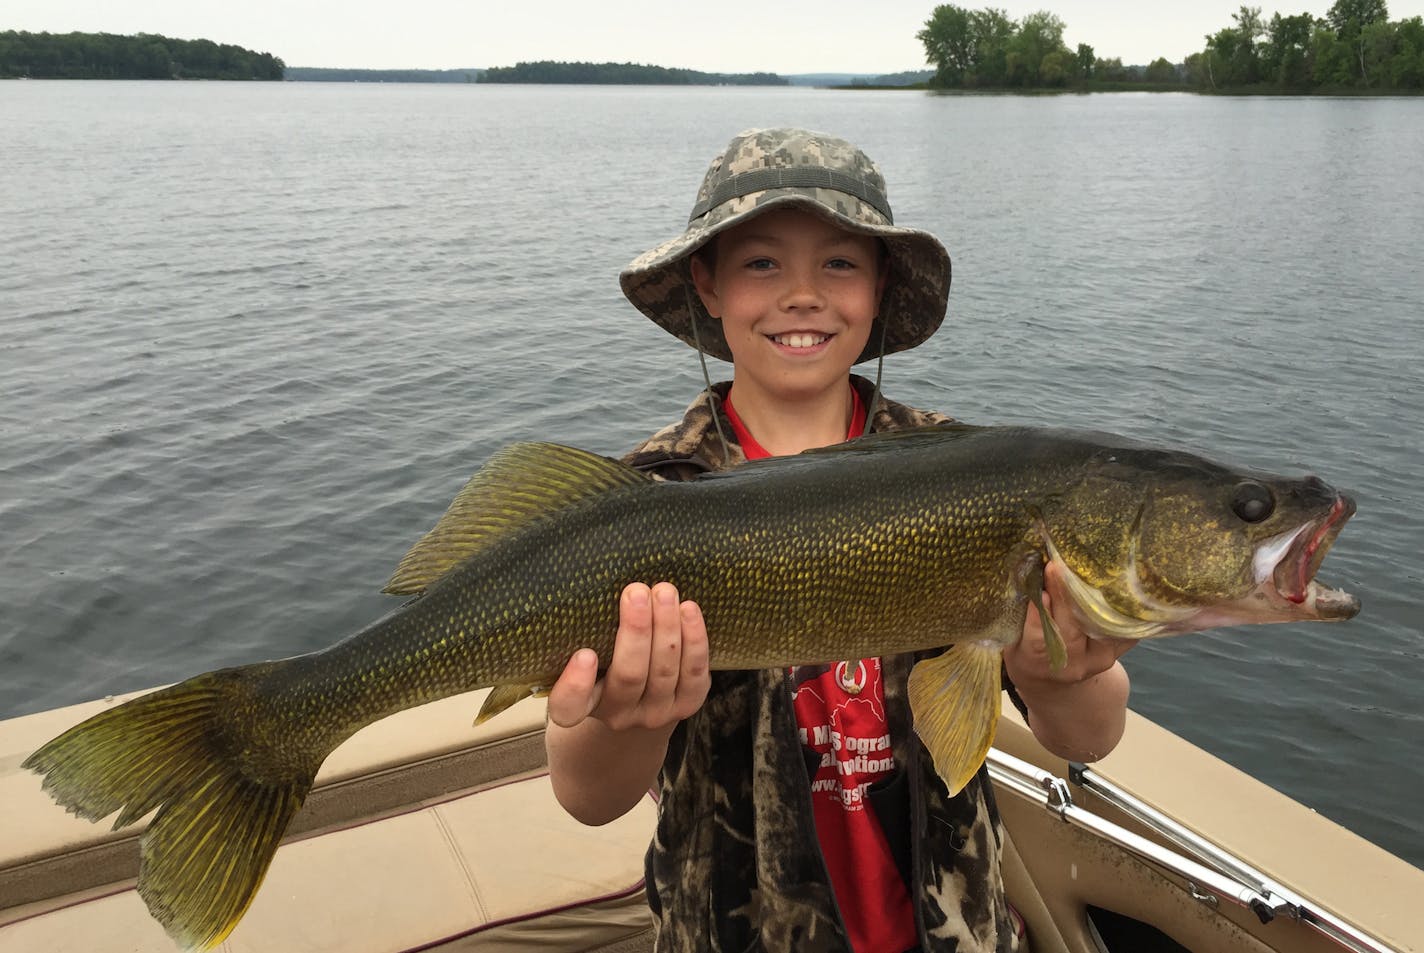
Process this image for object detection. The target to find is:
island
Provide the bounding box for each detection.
[0,31,283,80]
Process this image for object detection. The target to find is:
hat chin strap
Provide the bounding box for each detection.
[685,286,733,462]
[865,317,887,434]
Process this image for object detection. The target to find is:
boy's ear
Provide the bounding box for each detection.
[689,255,722,319]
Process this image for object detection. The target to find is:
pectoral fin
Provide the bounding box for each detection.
[1023,556,1068,672]
[474,683,547,726]
[907,644,1003,795]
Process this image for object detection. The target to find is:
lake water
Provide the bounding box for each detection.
[2,81,1421,867]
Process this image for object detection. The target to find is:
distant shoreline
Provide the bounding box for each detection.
[1,31,283,81]
[283,64,934,88]
[5,32,1418,96]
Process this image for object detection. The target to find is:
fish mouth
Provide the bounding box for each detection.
[1258,495,1360,620]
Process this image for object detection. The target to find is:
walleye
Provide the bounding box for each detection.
[24,423,1360,950]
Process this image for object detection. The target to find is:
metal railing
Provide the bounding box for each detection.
[986,747,1399,953]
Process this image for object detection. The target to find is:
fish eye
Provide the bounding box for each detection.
[1231,482,1275,523]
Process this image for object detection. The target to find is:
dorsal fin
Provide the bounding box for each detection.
[800,421,987,453]
[383,442,653,595]
[693,422,990,483]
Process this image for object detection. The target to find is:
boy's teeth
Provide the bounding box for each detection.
[773,333,828,349]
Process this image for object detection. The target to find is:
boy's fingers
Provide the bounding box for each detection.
[602,583,654,707]
[676,600,711,711]
[642,583,685,705]
[547,648,601,728]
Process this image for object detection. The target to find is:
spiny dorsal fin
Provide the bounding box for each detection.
[384,442,653,595]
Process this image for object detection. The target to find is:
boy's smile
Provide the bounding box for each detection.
[690,207,887,412]
[770,331,832,350]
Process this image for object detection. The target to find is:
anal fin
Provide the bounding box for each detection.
[474,683,547,726]
[908,644,1004,795]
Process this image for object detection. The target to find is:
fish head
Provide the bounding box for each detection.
[1039,444,1360,639]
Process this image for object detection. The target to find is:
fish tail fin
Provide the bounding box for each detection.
[907,644,1004,795]
[23,665,316,951]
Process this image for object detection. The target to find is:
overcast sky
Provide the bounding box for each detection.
[9,1,1424,73]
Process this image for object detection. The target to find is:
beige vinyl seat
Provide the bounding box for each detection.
[0,688,656,952]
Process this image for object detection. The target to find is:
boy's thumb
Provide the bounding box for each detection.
[547,648,602,727]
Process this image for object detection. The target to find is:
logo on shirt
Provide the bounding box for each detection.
[835,659,867,695]
[792,659,894,810]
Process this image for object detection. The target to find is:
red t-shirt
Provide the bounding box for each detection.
[724,387,919,953]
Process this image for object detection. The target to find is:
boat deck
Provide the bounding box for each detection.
[3,688,1420,952]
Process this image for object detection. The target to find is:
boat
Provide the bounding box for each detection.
[2,686,1420,952]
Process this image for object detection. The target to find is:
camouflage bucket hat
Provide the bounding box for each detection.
[620,127,951,364]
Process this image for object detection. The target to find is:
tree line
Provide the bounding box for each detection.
[1189,0,1421,89]
[480,61,787,85]
[0,31,284,80]
[918,1,1424,91]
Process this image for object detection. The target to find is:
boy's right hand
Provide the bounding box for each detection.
[546,581,711,732]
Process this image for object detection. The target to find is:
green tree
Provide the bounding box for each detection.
[1182,51,1209,86]
[1075,42,1094,79]
[969,7,1016,85]
[918,4,977,86]
[141,39,171,78]
[1231,6,1267,83]
[1391,16,1424,86]
[1006,10,1068,85]
[1360,18,1401,85]
[1203,27,1239,87]
[1235,5,1267,39]
[1311,24,1355,84]
[1200,9,1268,88]
[1328,0,1389,82]
[1144,57,1178,83]
[1038,48,1072,85]
[1327,0,1389,32]
[917,5,1020,87]
[1095,55,1128,82]
[1263,13,1316,87]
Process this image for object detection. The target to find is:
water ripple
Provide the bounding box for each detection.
[2,81,1421,866]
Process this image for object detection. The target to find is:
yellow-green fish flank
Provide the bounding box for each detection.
[23,423,1360,949]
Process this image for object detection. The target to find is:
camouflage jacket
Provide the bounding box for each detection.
[623,376,1024,953]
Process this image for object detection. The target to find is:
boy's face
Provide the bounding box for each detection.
[690,207,887,405]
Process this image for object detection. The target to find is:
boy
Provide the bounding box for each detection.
[546,128,1131,953]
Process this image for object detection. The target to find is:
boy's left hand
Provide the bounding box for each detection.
[1002,561,1134,763]
[1003,560,1134,688]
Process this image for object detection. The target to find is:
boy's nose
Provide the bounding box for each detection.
[779,272,825,311]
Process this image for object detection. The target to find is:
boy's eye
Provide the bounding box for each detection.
[827,257,857,270]
[745,257,776,270]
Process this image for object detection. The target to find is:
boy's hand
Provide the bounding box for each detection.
[1004,561,1133,688]
[547,582,711,732]
[1003,561,1133,763]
